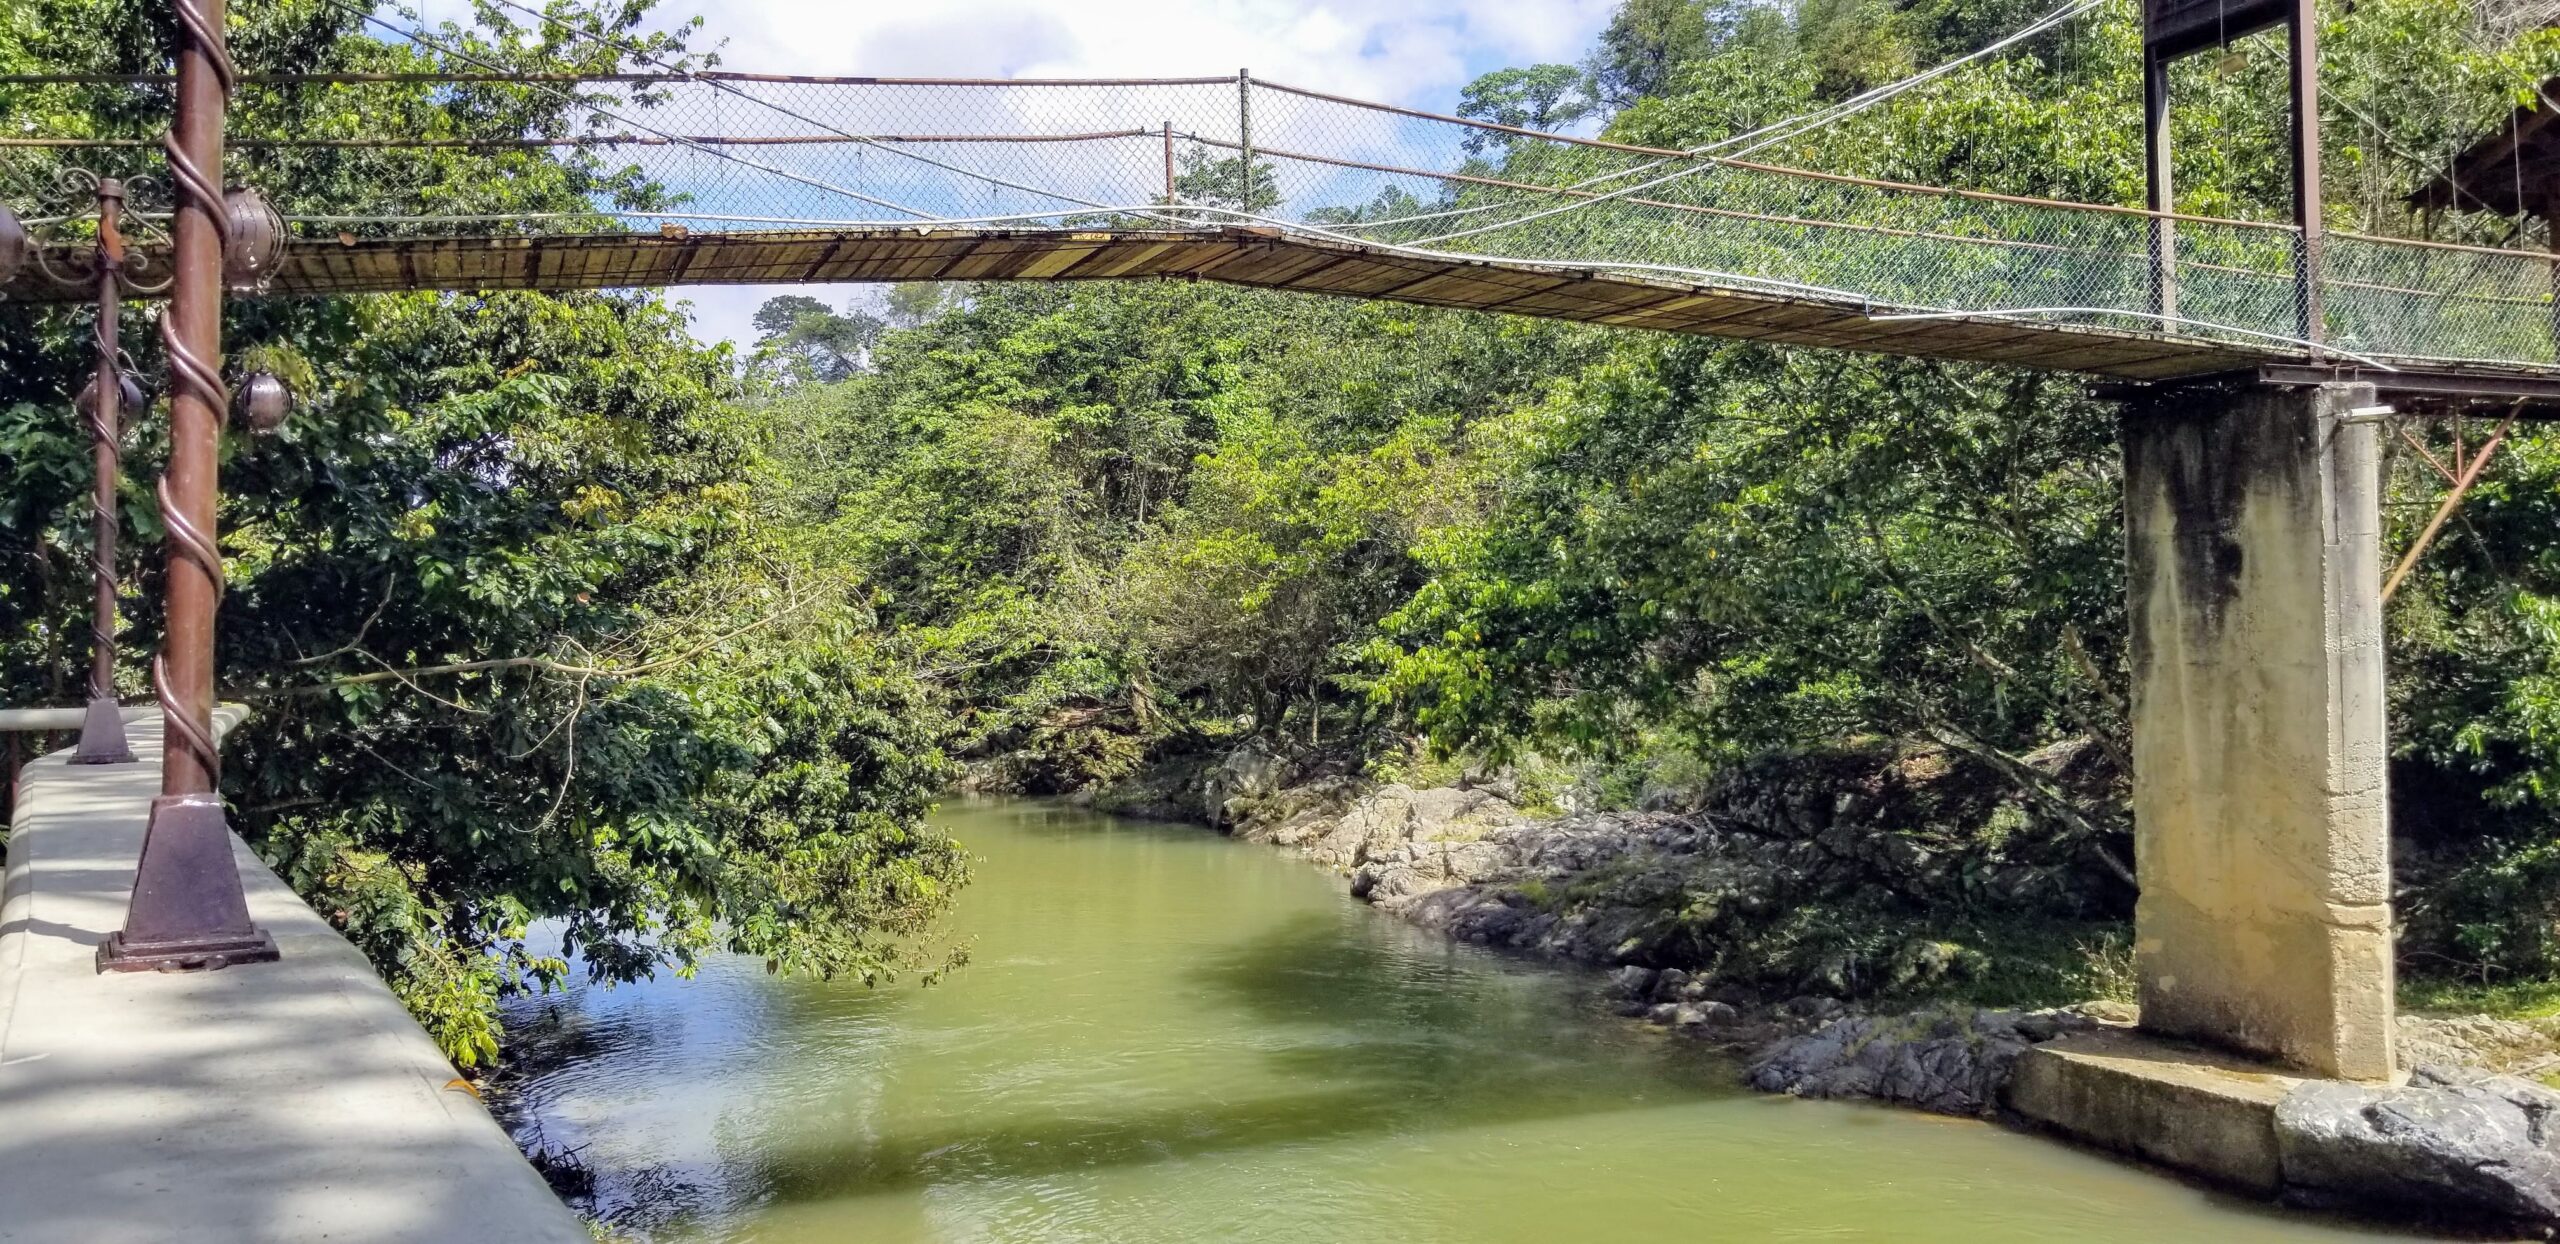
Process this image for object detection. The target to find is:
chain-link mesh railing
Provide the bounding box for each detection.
[4,71,2555,370]
[2325,233,2559,366]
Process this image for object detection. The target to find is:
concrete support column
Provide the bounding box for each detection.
[2121,379,2394,1082]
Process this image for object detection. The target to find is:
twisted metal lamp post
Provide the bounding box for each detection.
[21,168,292,777]
[68,172,141,767]
[97,0,281,973]
[0,196,137,763]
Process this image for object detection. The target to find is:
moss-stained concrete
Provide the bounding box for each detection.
[2006,1026,2301,1194]
[2120,380,2394,1082]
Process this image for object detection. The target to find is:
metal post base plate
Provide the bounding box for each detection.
[96,792,280,974]
[69,697,135,765]
[96,927,279,973]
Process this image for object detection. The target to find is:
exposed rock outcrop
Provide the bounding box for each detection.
[1086,741,2560,1238]
[1109,741,2124,985]
[2276,1066,2560,1230]
[1270,749,2117,1002]
[1097,739,2136,1015]
[2398,1013,2560,1080]
[1593,965,1810,1048]
[1744,1007,2102,1116]
[1238,782,1519,873]
[1203,741,1299,826]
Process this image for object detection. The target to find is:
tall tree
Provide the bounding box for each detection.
[1458,65,1599,152]
[0,0,968,1063]
[750,294,886,386]
[1591,0,1713,105]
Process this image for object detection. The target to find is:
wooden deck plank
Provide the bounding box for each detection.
[1075,241,1179,280]
[1272,256,1422,295]
[1234,245,1369,288]
[2,226,2388,381]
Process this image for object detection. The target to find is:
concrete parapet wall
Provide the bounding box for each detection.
[2120,380,2394,1081]
[0,716,587,1244]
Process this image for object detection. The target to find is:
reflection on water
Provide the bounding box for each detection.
[497,799,2400,1243]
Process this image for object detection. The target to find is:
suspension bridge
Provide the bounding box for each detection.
[3,64,2557,387]
[4,0,2557,1235]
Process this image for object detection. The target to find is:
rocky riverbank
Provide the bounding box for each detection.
[1099,736,2133,1004]
[1085,739,2153,1085]
[1746,1004,2560,1233]
[1742,1001,2111,1114]
[1084,740,2560,1234]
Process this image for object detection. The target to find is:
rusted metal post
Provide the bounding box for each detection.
[2288,0,2324,347]
[1236,69,1253,211]
[73,178,136,766]
[2144,0,2319,340]
[2546,180,2559,362]
[2143,46,2178,327]
[98,0,278,973]
[2382,410,2517,603]
[1162,120,1175,204]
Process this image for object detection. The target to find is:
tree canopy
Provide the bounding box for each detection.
[11,0,2560,1059]
[0,0,968,1064]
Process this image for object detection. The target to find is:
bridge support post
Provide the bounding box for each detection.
[98,0,277,974]
[72,176,135,768]
[2119,378,2393,1081]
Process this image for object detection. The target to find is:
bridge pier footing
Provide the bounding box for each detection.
[2118,377,2394,1082]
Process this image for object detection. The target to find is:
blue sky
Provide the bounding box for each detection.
[402,0,1620,346]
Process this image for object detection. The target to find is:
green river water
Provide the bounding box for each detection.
[496,799,2412,1242]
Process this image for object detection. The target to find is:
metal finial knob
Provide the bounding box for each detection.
[0,202,26,290]
[233,371,290,434]
[222,186,286,291]
[77,372,149,417]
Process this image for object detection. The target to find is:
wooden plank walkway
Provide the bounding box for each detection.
[4,225,2282,380]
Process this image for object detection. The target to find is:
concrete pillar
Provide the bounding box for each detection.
[2121,379,2394,1082]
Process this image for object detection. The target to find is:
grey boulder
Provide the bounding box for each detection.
[2275,1065,2560,1227]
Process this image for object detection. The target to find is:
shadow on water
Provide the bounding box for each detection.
[490,947,929,1232]
[1196,908,1737,1092]
[941,794,1143,840]
[504,803,2418,1243]
[745,910,1732,1208]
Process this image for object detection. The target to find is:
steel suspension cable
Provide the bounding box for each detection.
[342,0,2098,242]
[318,0,937,220]
[480,0,1142,215]
[1322,0,2102,238]
[1401,0,2106,246]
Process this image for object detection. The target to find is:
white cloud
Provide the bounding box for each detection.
[386,0,1618,346]
[686,1,1612,107]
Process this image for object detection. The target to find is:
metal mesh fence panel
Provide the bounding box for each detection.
[2323,234,2558,366]
[4,73,2557,370]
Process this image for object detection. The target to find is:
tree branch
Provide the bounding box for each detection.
[242,590,816,700]
[1861,513,2017,681]
[287,577,397,667]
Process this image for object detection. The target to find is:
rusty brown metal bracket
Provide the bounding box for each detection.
[2392,421,2459,485]
[2382,408,2519,603]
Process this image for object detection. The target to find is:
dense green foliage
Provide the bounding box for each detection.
[0,1,966,1064]
[744,0,2560,994]
[745,283,1595,785]
[12,0,2560,1061]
